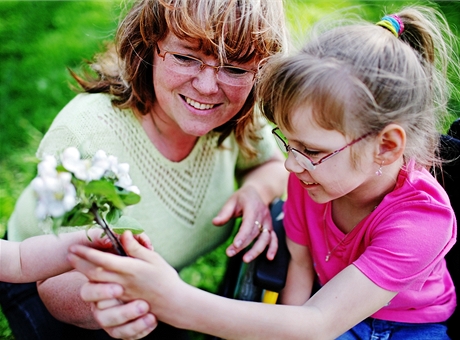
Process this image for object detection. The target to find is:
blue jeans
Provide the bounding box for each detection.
[336,317,450,340]
[0,281,190,340]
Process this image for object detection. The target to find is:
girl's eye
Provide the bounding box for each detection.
[302,148,321,157]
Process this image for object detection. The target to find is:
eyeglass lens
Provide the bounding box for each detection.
[162,52,254,86]
[272,130,316,170]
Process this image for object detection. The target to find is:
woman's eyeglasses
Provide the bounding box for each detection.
[156,45,256,87]
[272,127,372,171]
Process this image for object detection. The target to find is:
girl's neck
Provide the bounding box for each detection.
[140,111,198,162]
[331,161,402,233]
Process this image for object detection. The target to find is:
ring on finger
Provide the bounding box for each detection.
[255,220,262,232]
[260,228,270,234]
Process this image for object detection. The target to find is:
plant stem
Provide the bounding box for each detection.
[91,204,127,256]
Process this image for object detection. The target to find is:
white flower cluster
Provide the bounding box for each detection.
[32,155,77,220]
[32,147,140,220]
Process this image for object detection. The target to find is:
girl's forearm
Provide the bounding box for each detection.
[156,281,316,340]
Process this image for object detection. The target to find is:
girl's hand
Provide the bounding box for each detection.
[85,229,153,253]
[213,185,278,262]
[68,231,181,338]
[68,231,182,307]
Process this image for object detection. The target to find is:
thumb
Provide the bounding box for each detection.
[213,195,238,226]
[121,231,155,262]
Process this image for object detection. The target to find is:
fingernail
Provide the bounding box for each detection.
[110,285,123,297]
[137,301,149,314]
[143,314,156,327]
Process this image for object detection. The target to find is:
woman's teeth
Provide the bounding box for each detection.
[186,97,215,110]
[302,181,318,185]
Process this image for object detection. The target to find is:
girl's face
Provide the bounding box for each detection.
[282,106,377,204]
[151,32,257,136]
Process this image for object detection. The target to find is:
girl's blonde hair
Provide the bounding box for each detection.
[72,0,287,157]
[258,5,458,169]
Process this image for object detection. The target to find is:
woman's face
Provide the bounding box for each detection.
[281,106,377,204]
[151,32,257,136]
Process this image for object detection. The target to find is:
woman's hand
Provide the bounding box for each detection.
[213,185,278,262]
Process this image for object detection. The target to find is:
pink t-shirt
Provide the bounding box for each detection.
[284,161,457,323]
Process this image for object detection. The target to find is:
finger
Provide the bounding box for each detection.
[227,218,263,255]
[266,228,279,260]
[105,313,157,340]
[68,252,125,283]
[81,282,124,302]
[212,196,238,226]
[242,227,274,262]
[69,244,132,273]
[121,231,157,262]
[97,298,123,310]
[134,232,153,251]
[93,299,151,329]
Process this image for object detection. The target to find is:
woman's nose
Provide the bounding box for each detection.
[191,66,220,94]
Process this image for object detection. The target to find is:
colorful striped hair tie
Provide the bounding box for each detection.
[376,14,405,37]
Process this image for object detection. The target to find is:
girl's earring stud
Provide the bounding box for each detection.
[375,161,384,176]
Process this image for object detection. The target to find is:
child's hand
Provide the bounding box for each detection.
[68,231,182,306]
[85,229,153,253]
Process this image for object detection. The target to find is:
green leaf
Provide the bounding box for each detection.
[105,207,121,224]
[111,215,144,235]
[117,188,141,206]
[85,180,125,209]
[63,211,94,227]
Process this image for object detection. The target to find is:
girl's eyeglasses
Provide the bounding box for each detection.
[156,45,256,87]
[272,127,372,171]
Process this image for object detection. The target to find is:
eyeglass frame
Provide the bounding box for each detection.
[155,44,257,86]
[272,127,373,171]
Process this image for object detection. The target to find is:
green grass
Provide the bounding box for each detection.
[1,1,459,339]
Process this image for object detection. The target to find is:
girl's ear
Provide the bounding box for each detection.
[375,123,406,165]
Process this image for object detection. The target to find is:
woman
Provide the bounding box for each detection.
[0,0,288,339]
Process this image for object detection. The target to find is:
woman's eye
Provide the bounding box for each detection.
[171,53,199,65]
[222,66,250,76]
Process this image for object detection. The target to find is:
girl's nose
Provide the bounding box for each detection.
[191,66,219,94]
[284,152,305,174]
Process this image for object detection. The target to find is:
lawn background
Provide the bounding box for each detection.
[1,1,459,339]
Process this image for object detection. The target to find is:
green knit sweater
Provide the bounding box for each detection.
[8,93,277,270]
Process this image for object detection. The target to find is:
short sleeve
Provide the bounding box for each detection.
[284,173,310,246]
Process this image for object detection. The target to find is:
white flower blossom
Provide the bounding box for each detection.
[61,147,112,181]
[115,163,136,191]
[32,147,141,228]
[32,171,77,220]
[37,155,58,177]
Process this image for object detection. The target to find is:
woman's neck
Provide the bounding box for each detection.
[140,111,198,162]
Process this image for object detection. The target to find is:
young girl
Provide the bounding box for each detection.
[67,5,457,339]
[0,229,151,283]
